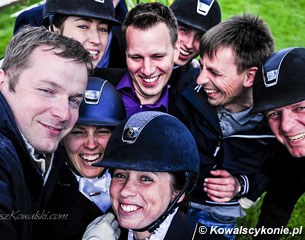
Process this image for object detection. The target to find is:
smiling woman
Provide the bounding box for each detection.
[93,111,224,240]
[42,0,120,68]
[34,77,126,240]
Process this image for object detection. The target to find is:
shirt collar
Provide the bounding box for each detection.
[116,72,134,91]
[21,134,54,182]
[217,106,264,125]
[127,208,178,240]
[117,72,169,110]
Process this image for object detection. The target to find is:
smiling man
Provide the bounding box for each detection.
[252,47,305,239]
[167,0,221,99]
[36,77,126,240]
[0,26,91,240]
[95,2,179,117]
[171,14,277,239]
[170,0,221,67]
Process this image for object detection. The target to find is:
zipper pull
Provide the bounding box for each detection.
[213,141,220,157]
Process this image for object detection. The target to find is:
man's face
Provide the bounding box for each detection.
[57,16,109,68]
[0,46,88,153]
[196,47,251,112]
[176,23,203,67]
[266,100,305,157]
[126,22,179,105]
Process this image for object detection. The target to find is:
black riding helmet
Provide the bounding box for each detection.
[94,111,199,233]
[252,47,305,113]
[78,77,126,127]
[170,0,221,33]
[65,77,125,177]
[43,0,120,29]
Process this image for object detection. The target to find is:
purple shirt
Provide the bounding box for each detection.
[116,73,169,117]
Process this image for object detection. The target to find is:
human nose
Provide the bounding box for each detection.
[196,67,210,85]
[141,58,155,76]
[120,178,137,197]
[183,34,196,50]
[88,29,101,44]
[84,133,98,150]
[51,97,71,122]
[280,111,295,133]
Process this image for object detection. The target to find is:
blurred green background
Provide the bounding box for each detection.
[1,0,305,57]
[0,0,304,239]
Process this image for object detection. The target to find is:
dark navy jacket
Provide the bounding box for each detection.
[118,209,226,240]
[13,4,44,34]
[255,146,305,240]
[0,93,63,240]
[170,68,279,206]
[32,155,104,240]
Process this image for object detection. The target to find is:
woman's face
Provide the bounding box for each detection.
[110,170,179,231]
[55,16,109,68]
[62,124,111,178]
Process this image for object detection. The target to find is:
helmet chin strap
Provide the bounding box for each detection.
[132,172,192,233]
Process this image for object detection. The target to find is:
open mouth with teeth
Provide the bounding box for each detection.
[120,203,141,214]
[88,50,100,61]
[180,48,192,57]
[204,88,219,95]
[179,48,193,61]
[141,75,160,86]
[288,133,305,142]
[80,154,102,165]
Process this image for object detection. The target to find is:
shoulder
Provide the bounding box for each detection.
[165,210,227,240]
[14,4,44,34]
[92,68,127,86]
[0,134,24,206]
[17,4,44,20]
[164,210,198,239]
[170,66,200,89]
[0,134,21,169]
[170,66,200,102]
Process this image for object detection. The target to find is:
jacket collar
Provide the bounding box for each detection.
[181,83,222,134]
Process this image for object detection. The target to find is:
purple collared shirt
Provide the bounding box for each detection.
[116,73,169,117]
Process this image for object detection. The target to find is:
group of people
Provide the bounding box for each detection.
[0,0,304,240]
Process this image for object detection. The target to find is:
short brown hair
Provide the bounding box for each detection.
[122,2,178,48]
[200,14,274,74]
[2,26,93,91]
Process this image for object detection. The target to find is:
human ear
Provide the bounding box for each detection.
[173,41,180,63]
[177,192,185,203]
[172,191,185,203]
[49,25,60,34]
[0,69,8,91]
[244,66,258,88]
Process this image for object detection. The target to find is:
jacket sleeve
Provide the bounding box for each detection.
[236,172,269,201]
[0,158,18,240]
[0,138,30,240]
[222,134,282,203]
